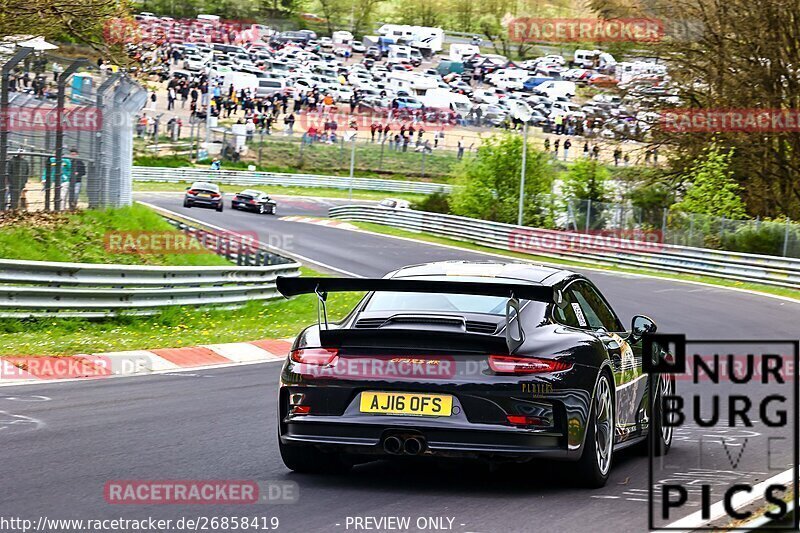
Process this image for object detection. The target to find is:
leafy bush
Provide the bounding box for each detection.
[412,191,451,214]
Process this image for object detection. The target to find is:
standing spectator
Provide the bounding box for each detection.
[167,87,176,111]
[148,91,157,111]
[624,153,630,167]
[644,148,652,165]
[210,158,221,170]
[583,141,590,158]
[553,138,560,160]
[457,138,465,160]
[653,147,659,165]
[544,138,550,153]
[563,138,571,161]
[370,122,379,142]
[180,85,189,109]
[613,147,622,166]
[284,114,295,135]
[68,149,85,210]
[383,123,391,142]
[592,145,600,160]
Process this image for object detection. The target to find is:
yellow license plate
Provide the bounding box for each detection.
[359,392,453,417]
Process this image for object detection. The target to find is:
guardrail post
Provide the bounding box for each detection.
[0,47,33,212]
[661,207,668,244]
[585,199,592,233]
[784,217,791,257]
[53,58,89,212]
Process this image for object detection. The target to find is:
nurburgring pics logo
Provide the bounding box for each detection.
[661,109,800,133]
[508,18,664,43]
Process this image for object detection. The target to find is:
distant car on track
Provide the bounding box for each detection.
[275,261,675,488]
[378,198,410,209]
[184,181,223,211]
[231,189,277,214]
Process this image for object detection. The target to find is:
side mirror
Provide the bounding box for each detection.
[630,315,657,340]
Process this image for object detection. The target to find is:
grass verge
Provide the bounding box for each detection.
[347,221,800,301]
[0,205,230,266]
[0,267,363,356]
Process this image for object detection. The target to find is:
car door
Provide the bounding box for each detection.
[567,280,647,442]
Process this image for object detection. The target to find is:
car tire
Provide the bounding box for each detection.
[573,371,614,488]
[216,204,223,212]
[269,205,276,215]
[641,373,675,457]
[278,439,352,474]
[184,200,191,208]
[259,204,265,214]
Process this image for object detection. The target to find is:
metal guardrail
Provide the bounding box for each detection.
[329,205,800,290]
[132,166,453,195]
[0,209,301,318]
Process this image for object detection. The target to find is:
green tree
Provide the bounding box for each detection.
[450,133,555,226]
[560,159,611,230]
[673,145,747,219]
[561,159,610,202]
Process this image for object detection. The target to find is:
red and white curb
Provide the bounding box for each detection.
[280,216,358,230]
[0,339,293,385]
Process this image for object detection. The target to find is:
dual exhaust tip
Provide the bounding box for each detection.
[383,435,425,455]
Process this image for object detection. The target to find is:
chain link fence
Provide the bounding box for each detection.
[0,47,147,212]
[563,199,800,258]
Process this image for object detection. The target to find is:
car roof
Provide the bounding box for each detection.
[387,261,576,286]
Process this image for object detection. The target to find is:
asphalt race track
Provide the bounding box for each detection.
[2,192,798,533]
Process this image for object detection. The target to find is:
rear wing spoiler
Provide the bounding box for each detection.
[276,276,562,354]
[276,277,558,302]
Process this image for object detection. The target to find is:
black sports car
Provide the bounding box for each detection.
[231,189,277,214]
[184,181,223,211]
[275,261,674,487]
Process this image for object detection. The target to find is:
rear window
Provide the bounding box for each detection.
[364,292,509,315]
[191,182,218,192]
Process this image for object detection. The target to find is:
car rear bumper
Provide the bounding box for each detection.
[281,414,574,460]
[186,197,221,207]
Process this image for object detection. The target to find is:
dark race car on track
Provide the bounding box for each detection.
[231,189,277,214]
[184,181,223,211]
[275,261,675,487]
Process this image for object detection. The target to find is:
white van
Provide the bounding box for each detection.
[533,80,576,99]
[449,44,480,62]
[332,31,353,45]
[615,61,667,84]
[197,14,220,25]
[487,69,529,91]
[573,49,616,70]
[257,78,288,97]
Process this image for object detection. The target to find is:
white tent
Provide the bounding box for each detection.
[16,36,59,51]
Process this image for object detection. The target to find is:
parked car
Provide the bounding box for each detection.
[231,189,277,214]
[184,182,223,211]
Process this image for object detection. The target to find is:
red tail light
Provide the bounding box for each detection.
[290,348,339,366]
[507,415,548,426]
[488,355,572,374]
[210,192,221,198]
[187,189,197,195]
